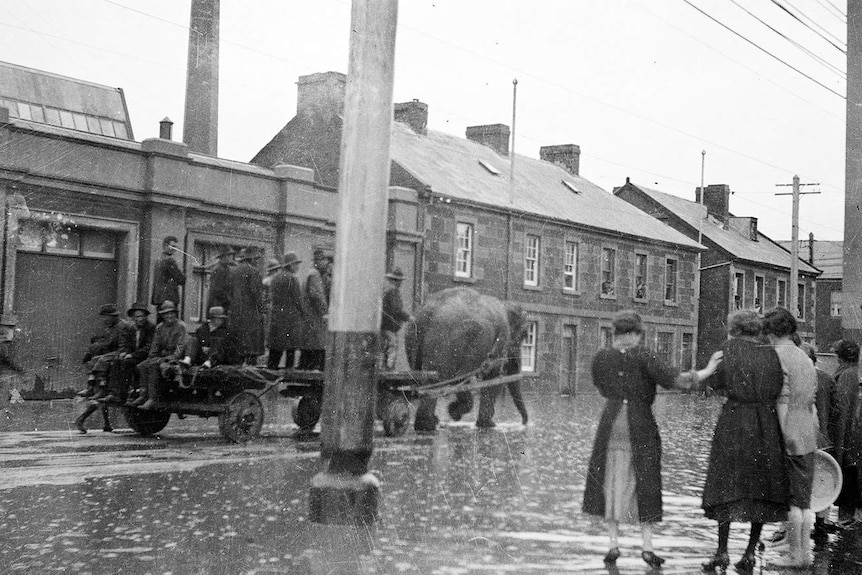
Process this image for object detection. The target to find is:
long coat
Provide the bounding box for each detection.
[207,262,234,311]
[831,363,862,469]
[701,338,789,520]
[267,269,304,350]
[302,268,328,351]
[151,253,186,307]
[582,345,679,523]
[120,320,156,364]
[229,261,265,357]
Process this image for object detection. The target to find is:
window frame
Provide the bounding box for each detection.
[655,331,675,367]
[831,290,843,317]
[599,324,614,349]
[521,321,538,373]
[797,283,806,321]
[664,257,678,305]
[733,271,746,310]
[634,252,648,302]
[777,278,787,309]
[524,233,540,287]
[562,239,579,294]
[754,274,765,314]
[454,221,474,280]
[600,246,617,299]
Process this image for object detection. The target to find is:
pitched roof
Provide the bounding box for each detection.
[389,122,702,250]
[0,60,133,140]
[779,240,842,279]
[623,182,819,274]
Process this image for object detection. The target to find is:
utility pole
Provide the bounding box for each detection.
[776,175,820,319]
[310,0,398,525]
[845,0,862,342]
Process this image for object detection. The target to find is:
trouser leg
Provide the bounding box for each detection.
[267,348,283,370]
[507,381,528,425]
[476,387,498,428]
[75,402,99,433]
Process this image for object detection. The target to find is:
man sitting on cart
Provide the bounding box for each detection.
[131,300,187,410]
[181,306,242,369]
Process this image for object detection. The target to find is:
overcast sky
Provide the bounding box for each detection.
[1,0,848,241]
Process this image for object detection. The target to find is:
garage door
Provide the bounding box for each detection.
[14,222,119,397]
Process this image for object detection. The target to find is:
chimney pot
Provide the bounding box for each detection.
[466,124,510,157]
[540,144,581,176]
[394,100,428,135]
[297,72,347,117]
[159,117,174,140]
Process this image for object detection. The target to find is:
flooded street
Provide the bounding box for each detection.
[0,393,859,574]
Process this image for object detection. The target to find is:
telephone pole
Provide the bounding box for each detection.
[776,175,820,318]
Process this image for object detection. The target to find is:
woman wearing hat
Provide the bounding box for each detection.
[266,252,304,370]
[700,310,789,573]
[206,246,235,313]
[230,247,265,364]
[830,339,862,524]
[582,310,722,569]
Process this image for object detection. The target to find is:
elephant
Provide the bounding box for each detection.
[405,287,529,432]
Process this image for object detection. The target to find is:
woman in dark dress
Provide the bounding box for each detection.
[583,310,722,569]
[700,310,788,573]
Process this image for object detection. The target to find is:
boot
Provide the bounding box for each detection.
[128,388,147,407]
[772,506,809,568]
[75,403,99,434]
[139,379,159,410]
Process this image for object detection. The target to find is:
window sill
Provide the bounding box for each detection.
[664,300,679,307]
[633,297,648,305]
[453,275,477,284]
[523,284,543,292]
[562,288,581,296]
[600,293,617,300]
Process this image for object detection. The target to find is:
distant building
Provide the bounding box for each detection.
[615,180,820,364]
[780,238,843,351]
[254,72,705,393]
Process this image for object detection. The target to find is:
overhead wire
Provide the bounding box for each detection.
[771,0,847,51]
[681,0,845,99]
[812,0,847,23]
[728,0,845,79]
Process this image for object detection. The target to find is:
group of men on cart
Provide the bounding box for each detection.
[75,235,415,434]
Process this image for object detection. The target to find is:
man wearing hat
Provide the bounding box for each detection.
[299,249,329,371]
[181,306,241,368]
[381,267,411,371]
[100,302,156,405]
[151,236,186,321]
[230,247,266,364]
[75,303,130,432]
[206,246,235,313]
[267,252,304,369]
[131,300,186,410]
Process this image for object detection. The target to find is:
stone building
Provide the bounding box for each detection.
[254,72,704,393]
[615,180,820,363]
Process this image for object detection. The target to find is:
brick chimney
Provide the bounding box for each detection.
[540,144,580,176]
[466,124,510,157]
[297,72,346,117]
[695,184,731,223]
[182,0,220,156]
[394,99,428,135]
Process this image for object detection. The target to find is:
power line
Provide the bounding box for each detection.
[634,2,843,122]
[727,0,844,79]
[812,0,847,23]
[682,0,845,99]
[769,0,846,53]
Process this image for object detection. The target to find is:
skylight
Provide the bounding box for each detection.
[562,180,580,194]
[478,159,501,175]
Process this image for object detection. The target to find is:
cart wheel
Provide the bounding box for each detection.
[293,396,321,431]
[383,396,410,437]
[125,407,171,436]
[218,392,264,443]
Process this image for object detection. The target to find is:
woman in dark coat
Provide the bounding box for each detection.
[583,310,722,569]
[266,252,305,369]
[831,339,861,522]
[700,310,788,573]
[229,249,266,363]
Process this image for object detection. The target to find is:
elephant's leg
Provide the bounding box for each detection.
[414,396,439,432]
[476,386,499,428]
[507,381,528,425]
[447,391,474,421]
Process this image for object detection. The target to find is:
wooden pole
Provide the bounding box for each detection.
[846,0,862,341]
[310,0,398,525]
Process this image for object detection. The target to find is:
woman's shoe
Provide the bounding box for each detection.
[701,551,729,572]
[604,547,621,565]
[642,550,666,569]
[734,552,755,572]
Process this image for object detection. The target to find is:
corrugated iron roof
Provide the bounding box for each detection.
[390,122,702,250]
[628,182,819,274]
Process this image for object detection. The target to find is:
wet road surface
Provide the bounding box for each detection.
[1,393,861,574]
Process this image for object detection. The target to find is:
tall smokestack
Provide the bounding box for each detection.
[182,0,220,156]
